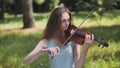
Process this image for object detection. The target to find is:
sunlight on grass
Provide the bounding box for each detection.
[73,14,120,28]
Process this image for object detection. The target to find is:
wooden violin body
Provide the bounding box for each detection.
[64,25,109,48]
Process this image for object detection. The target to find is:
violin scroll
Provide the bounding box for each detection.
[97,38,109,48]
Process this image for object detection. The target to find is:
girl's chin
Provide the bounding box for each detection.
[64,27,68,30]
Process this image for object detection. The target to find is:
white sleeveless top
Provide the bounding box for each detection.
[48,39,75,68]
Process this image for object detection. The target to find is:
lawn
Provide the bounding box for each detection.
[0,10,120,68]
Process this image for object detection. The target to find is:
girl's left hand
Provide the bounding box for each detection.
[84,34,94,47]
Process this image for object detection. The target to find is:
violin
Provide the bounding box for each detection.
[64,25,109,48]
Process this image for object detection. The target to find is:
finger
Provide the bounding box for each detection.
[86,35,90,40]
[49,50,54,59]
[88,35,91,40]
[56,47,60,53]
[53,50,57,58]
[91,34,92,40]
[54,47,59,56]
[51,48,57,59]
[51,49,54,56]
[85,34,87,41]
[91,34,94,41]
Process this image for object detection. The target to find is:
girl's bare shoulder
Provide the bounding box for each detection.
[39,39,48,48]
[41,39,48,43]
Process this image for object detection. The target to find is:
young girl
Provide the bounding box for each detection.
[23,6,94,68]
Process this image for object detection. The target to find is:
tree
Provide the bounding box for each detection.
[0,0,5,20]
[22,0,35,28]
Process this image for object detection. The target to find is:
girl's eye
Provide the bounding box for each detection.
[61,19,70,23]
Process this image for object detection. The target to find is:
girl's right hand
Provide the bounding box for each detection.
[47,47,60,58]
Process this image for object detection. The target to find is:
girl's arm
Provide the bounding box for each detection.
[74,43,80,67]
[76,34,94,68]
[23,39,59,64]
[23,39,49,64]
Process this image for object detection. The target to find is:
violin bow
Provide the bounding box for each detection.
[62,9,95,46]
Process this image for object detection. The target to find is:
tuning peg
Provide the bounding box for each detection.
[98,42,101,47]
[98,44,100,47]
[102,46,104,48]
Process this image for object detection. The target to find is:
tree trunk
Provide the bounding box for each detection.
[0,0,5,20]
[22,0,35,28]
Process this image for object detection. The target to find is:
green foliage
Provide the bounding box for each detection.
[0,10,120,68]
[34,0,45,4]
[5,0,14,3]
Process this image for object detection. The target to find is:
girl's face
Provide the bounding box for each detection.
[61,12,70,30]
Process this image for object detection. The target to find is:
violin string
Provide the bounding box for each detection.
[62,9,95,46]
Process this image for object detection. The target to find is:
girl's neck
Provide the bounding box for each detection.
[53,38,63,48]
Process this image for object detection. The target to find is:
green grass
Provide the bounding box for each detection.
[0,10,120,68]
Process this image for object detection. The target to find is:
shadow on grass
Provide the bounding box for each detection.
[89,25,120,42]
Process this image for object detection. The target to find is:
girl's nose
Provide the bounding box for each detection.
[66,21,69,25]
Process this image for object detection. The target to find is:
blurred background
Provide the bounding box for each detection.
[0,0,120,68]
